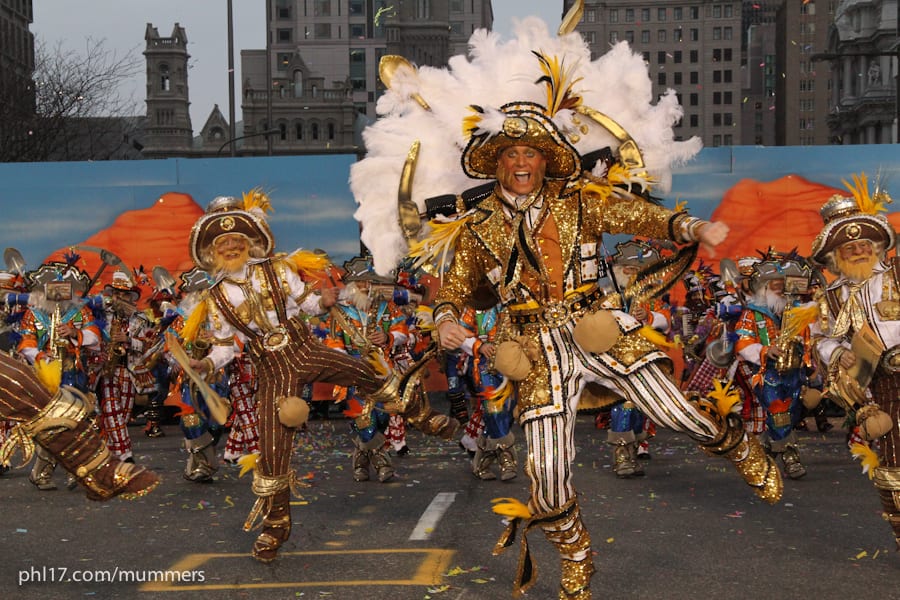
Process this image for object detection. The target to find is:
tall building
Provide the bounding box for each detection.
[0,0,36,160]
[775,0,834,146]
[568,1,743,147]
[238,0,494,155]
[142,23,194,157]
[741,1,779,146]
[821,0,897,144]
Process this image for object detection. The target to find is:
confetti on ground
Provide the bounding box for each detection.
[606,537,614,543]
[224,495,234,508]
[726,511,744,518]
[426,585,450,594]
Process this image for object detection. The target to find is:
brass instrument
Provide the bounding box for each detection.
[102,298,134,375]
[771,334,803,373]
[47,304,67,361]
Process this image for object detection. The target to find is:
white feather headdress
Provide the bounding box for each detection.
[350,16,702,275]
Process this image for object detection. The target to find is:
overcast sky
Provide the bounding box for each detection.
[31,1,565,130]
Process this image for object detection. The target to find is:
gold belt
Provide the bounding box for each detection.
[508,287,607,327]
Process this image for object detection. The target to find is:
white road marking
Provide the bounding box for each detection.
[409,492,457,540]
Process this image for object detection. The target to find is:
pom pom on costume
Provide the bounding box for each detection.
[572,310,620,354]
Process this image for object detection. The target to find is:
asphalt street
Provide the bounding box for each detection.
[1,408,897,600]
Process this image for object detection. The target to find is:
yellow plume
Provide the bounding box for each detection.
[288,249,331,279]
[242,187,274,214]
[639,325,680,349]
[237,453,259,478]
[491,497,532,520]
[707,378,741,417]
[780,303,818,341]
[462,106,484,138]
[674,198,687,213]
[34,359,62,395]
[534,51,583,116]
[408,216,470,277]
[366,348,391,379]
[180,297,209,344]
[850,442,880,480]
[842,172,891,215]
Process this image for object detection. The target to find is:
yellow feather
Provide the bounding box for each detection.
[674,198,687,213]
[288,250,331,279]
[535,52,583,116]
[365,349,391,379]
[491,497,532,520]
[408,216,470,275]
[34,359,62,395]
[180,296,209,344]
[842,171,889,215]
[780,303,819,340]
[638,325,679,349]
[462,108,483,138]
[850,442,880,480]
[242,187,274,214]
[237,453,259,478]
[707,379,741,417]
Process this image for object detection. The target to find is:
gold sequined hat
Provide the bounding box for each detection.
[811,193,895,263]
[189,193,275,271]
[461,102,580,181]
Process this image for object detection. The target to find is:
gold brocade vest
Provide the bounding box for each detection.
[519,211,565,302]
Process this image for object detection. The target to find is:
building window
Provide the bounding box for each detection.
[610,31,619,43]
[450,21,464,35]
[724,70,732,83]
[674,51,682,63]
[276,0,291,19]
[277,53,291,69]
[586,9,596,23]
[713,91,721,104]
[713,134,721,146]
[585,31,596,44]
[658,73,666,85]
[642,30,650,44]
[315,24,331,39]
[713,113,722,127]
[690,72,698,85]
[690,114,698,127]
[690,28,699,41]
[416,0,430,19]
[724,48,732,61]
[713,70,721,83]
[724,5,733,18]
[350,23,366,39]
[159,64,170,92]
[658,51,667,64]
[724,113,733,126]
[349,48,366,90]
[658,29,666,42]
[674,7,683,20]
[724,27,733,40]
[724,91,732,104]
[296,122,304,140]
[713,27,721,40]
[349,0,365,16]
[674,28,683,42]
[690,93,698,106]
[641,9,650,22]
[643,51,651,63]
[277,28,292,43]
[713,49,721,62]
[610,9,618,23]
[327,122,336,140]
[690,50,698,63]
[658,8,666,21]
[713,5,721,18]
[625,31,634,43]
[450,0,463,12]
[625,8,634,22]
[690,6,699,19]
[674,72,682,84]
[315,0,331,17]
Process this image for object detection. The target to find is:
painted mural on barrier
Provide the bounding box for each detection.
[0,145,899,301]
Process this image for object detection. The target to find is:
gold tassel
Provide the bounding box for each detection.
[179,296,209,344]
[492,497,533,520]
[34,359,62,395]
[850,442,880,480]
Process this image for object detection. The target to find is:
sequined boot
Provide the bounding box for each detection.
[496,432,517,481]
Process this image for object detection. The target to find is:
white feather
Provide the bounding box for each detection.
[352,16,701,274]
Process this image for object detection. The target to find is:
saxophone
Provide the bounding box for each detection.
[102,300,131,376]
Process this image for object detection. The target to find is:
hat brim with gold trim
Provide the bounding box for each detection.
[811,195,895,263]
[462,102,580,181]
[189,210,274,270]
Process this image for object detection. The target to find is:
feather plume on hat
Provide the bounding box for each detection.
[351,17,701,275]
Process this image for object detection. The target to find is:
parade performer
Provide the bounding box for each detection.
[95,270,147,463]
[809,177,900,548]
[222,341,260,464]
[735,252,815,479]
[185,193,453,563]
[17,259,102,490]
[350,12,782,598]
[324,256,409,483]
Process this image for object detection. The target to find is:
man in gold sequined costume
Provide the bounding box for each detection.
[432,103,783,600]
[809,190,900,549]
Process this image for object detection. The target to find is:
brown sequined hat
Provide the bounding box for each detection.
[461,102,580,181]
[189,196,274,271]
[810,194,895,263]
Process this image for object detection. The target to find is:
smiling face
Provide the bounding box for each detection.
[835,239,878,282]
[213,233,250,274]
[495,145,547,196]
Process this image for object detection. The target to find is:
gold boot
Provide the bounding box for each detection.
[873,466,900,550]
[698,405,783,504]
[244,475,293,563]
[543,500,594,600]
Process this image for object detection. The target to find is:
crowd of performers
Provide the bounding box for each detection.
[0,182,897,595]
